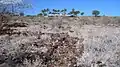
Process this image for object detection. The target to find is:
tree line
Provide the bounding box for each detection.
[37,8,100,17]
[0,0,100,17]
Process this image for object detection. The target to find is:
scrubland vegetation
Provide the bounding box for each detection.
[0,0,120,67]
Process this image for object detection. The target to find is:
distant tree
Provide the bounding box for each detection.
[52,9,60,16]
[52,9,56,15]
[92,10,100,17]
[46,8,50,16]
[0,0,31,45]
[49,12,52,14]
[39,8,50,16]
[68,8,80,17]
[26,15,32,17]
[61,8,67,16]
[19,12,24,16]
[41,9,46,16]
[72,8,75,13]
[68,8,75,17]
[37,13,43,16]
[74,11,80,16]
[56,9,60,15]
[64,8,67,12]
[0,0,31,15]
[46,8,49,12]
[41,10,44,13]
[44,13,47,16]
[81,12,84,16]
[48,11,52,16]
[52,9,56,13]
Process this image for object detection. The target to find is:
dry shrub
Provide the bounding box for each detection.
[0,14,28,35]
[0,33,84,67]
[0,14,11,31]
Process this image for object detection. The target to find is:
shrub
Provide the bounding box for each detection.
[0,14,11,32]
[81,12,84,16]
[92,10,100,17]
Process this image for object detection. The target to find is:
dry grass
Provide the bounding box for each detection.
[0,16,120,67]
[0,32,84,67]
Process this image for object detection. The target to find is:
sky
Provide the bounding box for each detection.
[25,0,120,16]
[0,0,23,4]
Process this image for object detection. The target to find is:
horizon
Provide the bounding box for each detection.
[25,0,120,16]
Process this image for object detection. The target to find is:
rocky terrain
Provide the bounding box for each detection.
[0,16,120,67]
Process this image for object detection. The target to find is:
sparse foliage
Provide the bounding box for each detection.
[74,11,80,16]
[39,8,51,16]
[68,8,80,17]
[92,10,100,17]
[0,0,31,35]
[52,9,60,16]
[19,12,24,16]
[37,13,43,16]
[81,12,84,16]
[0,0,31,16]
[61,8,67,16]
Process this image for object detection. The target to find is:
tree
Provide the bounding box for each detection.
[52,9,56,13]
[81,12,84,16]
[48,11,53,16]
[72,8,75,13]
[68,8,75,17]
[44,13,47,16]
[26,15,32,17]
[64,8,67,12]
[74,11,80,16]
[41,9,47,16]
[49,11,52,14]
[52,9,60,16]
[92,10,100,17]
[46,8,49,12]
[68,8,80,17]
[19,12,24,16]
[56,9,60,15]
[61,8,67,16]
[0,0,31,46]
[0,0,31,15]
[46,8,50,16]
[52,9,56,16]
[39,8,51,16]
[37,13,43,16]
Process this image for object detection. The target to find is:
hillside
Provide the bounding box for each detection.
[0,16,120,67]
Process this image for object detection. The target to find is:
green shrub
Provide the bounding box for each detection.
[92,10,100,17]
